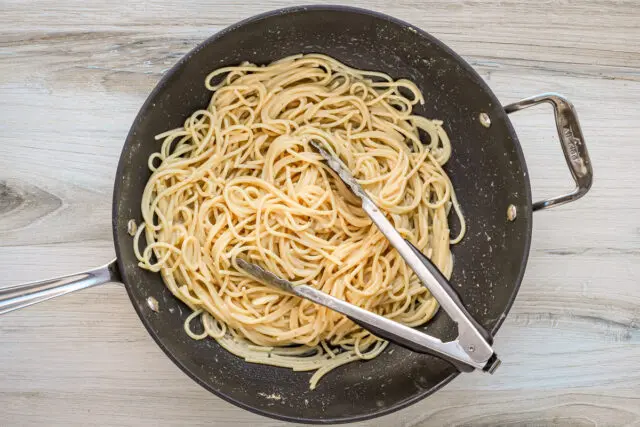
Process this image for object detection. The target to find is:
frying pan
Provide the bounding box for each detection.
[0,5,593,424]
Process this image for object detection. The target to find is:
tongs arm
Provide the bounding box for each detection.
[236,259,495,372]
[294,283,496,372]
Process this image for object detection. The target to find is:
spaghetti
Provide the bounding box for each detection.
[134,54,464,389]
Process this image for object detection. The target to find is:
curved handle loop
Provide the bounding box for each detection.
[505,93,593,211]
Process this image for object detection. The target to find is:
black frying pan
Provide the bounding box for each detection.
[0,6,592,424]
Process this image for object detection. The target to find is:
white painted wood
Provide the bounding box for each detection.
[1,1,639,425]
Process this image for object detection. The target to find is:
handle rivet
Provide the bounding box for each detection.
[507,204,517,221]
[468,345,475,352]
[127,219,138,236]
[147,296,159,312]
[479,112,491,128]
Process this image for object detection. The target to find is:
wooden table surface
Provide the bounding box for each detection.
[1,1,639,425]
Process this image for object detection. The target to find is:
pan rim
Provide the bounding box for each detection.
[112,4,533,424]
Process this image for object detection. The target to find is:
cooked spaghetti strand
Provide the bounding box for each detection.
[134,54,464,389]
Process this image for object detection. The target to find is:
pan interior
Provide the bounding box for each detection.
[112,6,531,424]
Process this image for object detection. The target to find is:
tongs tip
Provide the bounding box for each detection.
[309,140,369,200]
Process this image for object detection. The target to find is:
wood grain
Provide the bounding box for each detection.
[1,1,639,425]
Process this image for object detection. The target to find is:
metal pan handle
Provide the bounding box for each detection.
[504,93,593,211]
[0,260,121,315]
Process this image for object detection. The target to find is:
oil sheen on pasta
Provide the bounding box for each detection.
[134,54,465,389]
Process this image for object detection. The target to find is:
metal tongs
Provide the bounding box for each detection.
[237,141,500,373]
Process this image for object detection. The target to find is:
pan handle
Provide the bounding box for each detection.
[504,93,593,211]
[0,260,122,315]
